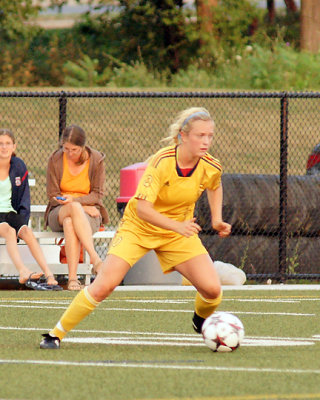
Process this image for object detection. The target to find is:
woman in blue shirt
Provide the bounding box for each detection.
[0,129,60,289]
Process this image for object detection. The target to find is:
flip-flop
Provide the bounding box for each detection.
[38,283,63,291]
[20,272,44,285]
[39,276,63,291]
[24,274,63,291]
[25,280,52,291]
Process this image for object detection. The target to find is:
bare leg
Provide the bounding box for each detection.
[174,254,221,299]
[18,226,58,285]
[174,254,222,332]
[58,203,101,266]
[45,255,131,343]
[62,217,81,284]
[88,254,131,302]
[0,223,43,284]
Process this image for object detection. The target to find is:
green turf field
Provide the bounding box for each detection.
[1,286,320,400]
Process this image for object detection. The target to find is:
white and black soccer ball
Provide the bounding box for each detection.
[201,312,244,352]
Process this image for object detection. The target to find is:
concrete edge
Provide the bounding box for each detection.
[115,284,320,291]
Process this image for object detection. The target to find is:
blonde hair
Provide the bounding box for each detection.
[163,107,214,145]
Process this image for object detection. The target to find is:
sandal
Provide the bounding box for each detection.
[25,278,51,291]
[25,274,63,291]
[20,272,43,285]
[38,275,63,291]
[44,275,59,286]
[67,279,83,291]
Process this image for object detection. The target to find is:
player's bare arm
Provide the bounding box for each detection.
[207,185,231,237]
[136,199,201,237]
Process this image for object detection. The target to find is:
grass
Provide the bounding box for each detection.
[1,287,320,400]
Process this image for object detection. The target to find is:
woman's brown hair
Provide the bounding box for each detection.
[60,125,88,165]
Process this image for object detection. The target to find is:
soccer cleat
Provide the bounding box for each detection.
[40,333,60,349]
[192,312,205,334]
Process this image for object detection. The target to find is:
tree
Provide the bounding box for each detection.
[195,0,218,35]
[300,0,320,52]
[267,0,298,23]
[0,0,40,39]
[99,0,188,73]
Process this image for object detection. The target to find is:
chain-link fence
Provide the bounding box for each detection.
[1,90,320,282]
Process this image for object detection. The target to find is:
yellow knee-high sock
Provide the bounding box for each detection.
[195,290,223,319]
[50,287,100,341]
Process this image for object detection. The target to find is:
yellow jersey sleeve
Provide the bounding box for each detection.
[201,153,222,191]
[134,163,162,204]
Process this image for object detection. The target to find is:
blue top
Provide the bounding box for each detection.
[9,156,30,224]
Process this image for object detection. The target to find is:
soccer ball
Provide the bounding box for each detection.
[201,312,244,352]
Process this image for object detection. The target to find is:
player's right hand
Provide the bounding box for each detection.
[178,218,202,237]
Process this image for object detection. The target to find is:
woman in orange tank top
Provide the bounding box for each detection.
[45,125,109,291]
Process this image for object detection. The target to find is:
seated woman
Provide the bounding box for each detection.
[45,124,109,291]
[0,129,60,289]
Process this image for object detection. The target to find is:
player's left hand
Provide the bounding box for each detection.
[212,220,231,237]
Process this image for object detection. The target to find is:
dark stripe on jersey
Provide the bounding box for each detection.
[202,155,222,171]
[153,149,176,168]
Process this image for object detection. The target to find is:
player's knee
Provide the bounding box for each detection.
[201,285,222,302]
[91,282,115,302]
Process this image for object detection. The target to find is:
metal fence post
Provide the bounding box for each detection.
[279,93,289,282]
[59,91,67,139]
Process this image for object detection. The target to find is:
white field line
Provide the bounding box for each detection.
[0,326,200,336]
[1,326,320,346]
[1,325,320,339]
[1,358,320,374]
[114,284,320,291]
[0,304,315,316]
[63,336,315,347]
[0,299,191,305]
[98,308,315,316]
[235,299,300,303]
[1,298,320,305]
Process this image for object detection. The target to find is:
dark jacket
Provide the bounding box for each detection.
[9,156,30,224]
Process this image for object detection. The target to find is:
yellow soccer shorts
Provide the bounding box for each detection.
[108,223,208,273]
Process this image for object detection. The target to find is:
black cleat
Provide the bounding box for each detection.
[192,312,205,334]
[40,333,60,349]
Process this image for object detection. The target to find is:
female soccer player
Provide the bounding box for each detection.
[0,129,60,289]
[40,107,231,349]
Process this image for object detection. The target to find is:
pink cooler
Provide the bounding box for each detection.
[116,162,147,215]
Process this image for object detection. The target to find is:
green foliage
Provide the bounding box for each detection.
[85,0,193,73]
[212,0,262,49]
[0,0,40,40]
[259,8,300,48]
[213,42,320,90]
[0,0,316,91]
[169,64,217,88]
[107,60,166,88]
[64,55,112,87]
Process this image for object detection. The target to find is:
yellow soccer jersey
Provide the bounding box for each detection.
[123,145,222,236]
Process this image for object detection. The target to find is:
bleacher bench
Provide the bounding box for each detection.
[0,205,116,286]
